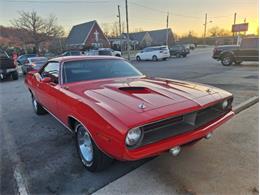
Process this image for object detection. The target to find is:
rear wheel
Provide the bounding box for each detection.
[182,54,187,58]
[75,123,112,172]
[32,95,47,115]
[152,55,158,61]
[221,55,233,66]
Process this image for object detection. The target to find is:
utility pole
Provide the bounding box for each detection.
[117,5,122,52]
[166,12,169,46]
[203,13,207,45]
[244,18,247,35]
[125,0,130,60]
[232,12,237,44]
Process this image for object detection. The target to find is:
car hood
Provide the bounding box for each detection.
[66,77,230,113]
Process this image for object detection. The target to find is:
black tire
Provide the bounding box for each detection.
[152,55,158,61]
[115,54,121,57]
[162,58,167,61]
[221,55,233,66]
[75,123,112,172]
[11,71,18,80]
[136,56,141,61]
[182,54,187,58]
[32,95,47,115]
[235,60,243,65]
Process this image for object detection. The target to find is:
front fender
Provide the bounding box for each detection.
[219,50,234,59]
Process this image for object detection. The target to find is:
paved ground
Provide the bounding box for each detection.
[94,103,259,195]
[0,48,258,194]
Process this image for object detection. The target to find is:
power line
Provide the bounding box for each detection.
[129,1,201,19]
[6,0,110,3]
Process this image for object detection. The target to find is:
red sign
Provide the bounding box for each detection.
[232,23,248,32]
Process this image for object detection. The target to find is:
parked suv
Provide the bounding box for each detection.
[169,45,189,58]
[213,37,259,66]
[0,49,18,80]
[136,46,170,61]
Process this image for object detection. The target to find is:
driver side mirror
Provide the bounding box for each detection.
[41,77,51,83]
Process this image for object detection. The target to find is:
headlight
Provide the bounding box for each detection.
[221,100,229,110]
[125,127,142,147]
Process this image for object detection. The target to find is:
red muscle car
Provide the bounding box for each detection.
[25,56,234,172]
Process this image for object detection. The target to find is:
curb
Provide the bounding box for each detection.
[233,96,259,114]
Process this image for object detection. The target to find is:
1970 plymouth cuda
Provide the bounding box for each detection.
[25,56,234,172]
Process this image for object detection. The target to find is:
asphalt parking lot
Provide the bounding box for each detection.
[0,47,258,194]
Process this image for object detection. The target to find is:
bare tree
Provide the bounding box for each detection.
[101,23,110,37]
[12,11,64,53]
[110,22,119,37]
[208,26,231,37]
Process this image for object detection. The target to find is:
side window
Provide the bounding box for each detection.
[41,62,60,83]
[241,38,259,49]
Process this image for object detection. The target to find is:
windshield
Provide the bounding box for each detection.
[63,59,143,83]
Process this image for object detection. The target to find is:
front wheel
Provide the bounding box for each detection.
[76,123,112,172]
[136,56,141,61]
[221,55,233,66]
[32,95,47,115]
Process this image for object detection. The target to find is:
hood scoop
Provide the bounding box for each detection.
[118,86,151,94]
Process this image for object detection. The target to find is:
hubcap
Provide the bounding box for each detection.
[77,126,93,166]
[223,57,230,64]
[33,98,38,111]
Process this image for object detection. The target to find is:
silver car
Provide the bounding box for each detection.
[21,57,48,75]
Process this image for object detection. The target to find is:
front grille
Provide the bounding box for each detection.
[131,100,232,149]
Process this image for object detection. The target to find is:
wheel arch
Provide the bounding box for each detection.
[68,115,115,159]
[220,51,234,59]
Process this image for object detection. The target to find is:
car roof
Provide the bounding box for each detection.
[49,55,123,63]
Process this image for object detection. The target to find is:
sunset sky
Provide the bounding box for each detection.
[0,0,258,36]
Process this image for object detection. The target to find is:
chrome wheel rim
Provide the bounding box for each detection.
[33,98,37,111]
[77,125,93,166]
[223,57,230,65]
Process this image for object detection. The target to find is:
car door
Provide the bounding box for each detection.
[36,61,60,114]
[139,49,147,60]
[238,38,259,61]
[143,48,153,60]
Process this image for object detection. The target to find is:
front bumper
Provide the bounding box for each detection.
[121,110,234,160]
